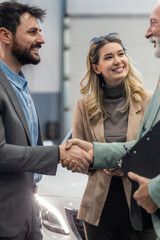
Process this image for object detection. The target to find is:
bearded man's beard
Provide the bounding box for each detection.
[151,37,160,58]
[11,38,41,65]
[154,43,160,58]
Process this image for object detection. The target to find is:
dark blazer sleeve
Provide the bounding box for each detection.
[0,114,59,175]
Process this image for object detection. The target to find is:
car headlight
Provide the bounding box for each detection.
[36,195,70,235]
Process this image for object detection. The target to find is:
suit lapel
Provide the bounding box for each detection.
[0,68,32,145]
[91,115,106,143]
[126,97,142,141]
[136,87,160,140]
[141,87,160,131]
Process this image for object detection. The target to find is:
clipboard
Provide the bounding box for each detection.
[121,120,160,218]
[121,120,160,179]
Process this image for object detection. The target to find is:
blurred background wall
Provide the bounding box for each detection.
[1,0,159,142]
[65,0,160,134]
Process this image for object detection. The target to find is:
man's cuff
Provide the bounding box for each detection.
[91,142,118,169]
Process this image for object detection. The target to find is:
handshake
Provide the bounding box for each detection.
[59,139,93,173]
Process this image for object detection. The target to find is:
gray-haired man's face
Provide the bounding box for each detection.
[145,3,160,58]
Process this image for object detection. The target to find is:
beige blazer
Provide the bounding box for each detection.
[72,89,153,226]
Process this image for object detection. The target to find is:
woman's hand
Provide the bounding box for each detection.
[103,168,124,176]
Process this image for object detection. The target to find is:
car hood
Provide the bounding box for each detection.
[37,165,88,198]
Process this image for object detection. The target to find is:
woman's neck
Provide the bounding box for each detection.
[102,82,125,99]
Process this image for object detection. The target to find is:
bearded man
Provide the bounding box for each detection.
[0,2,92,240]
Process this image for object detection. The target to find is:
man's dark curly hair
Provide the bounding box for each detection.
[0,1,46,33]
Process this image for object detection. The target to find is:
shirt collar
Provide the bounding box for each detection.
[0,59,28,89]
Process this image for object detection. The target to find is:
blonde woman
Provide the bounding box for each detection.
[72,34,156,240]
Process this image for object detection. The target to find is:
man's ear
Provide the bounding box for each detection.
[0,27,12,44]
[92,63,101,74]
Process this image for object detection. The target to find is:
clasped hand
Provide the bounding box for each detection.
[59,139,94,173]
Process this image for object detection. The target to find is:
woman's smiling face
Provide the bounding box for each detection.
[92,42,129,87]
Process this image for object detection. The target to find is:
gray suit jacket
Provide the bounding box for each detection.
[0,68,59,237]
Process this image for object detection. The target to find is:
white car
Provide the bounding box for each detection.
[36,135,88,240]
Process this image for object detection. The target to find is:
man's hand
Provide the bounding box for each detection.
[59,143,93,173]
[65,138,94,158]
[128,172,158,214]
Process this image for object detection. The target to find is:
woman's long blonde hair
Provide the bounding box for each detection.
[80,36,145,124]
